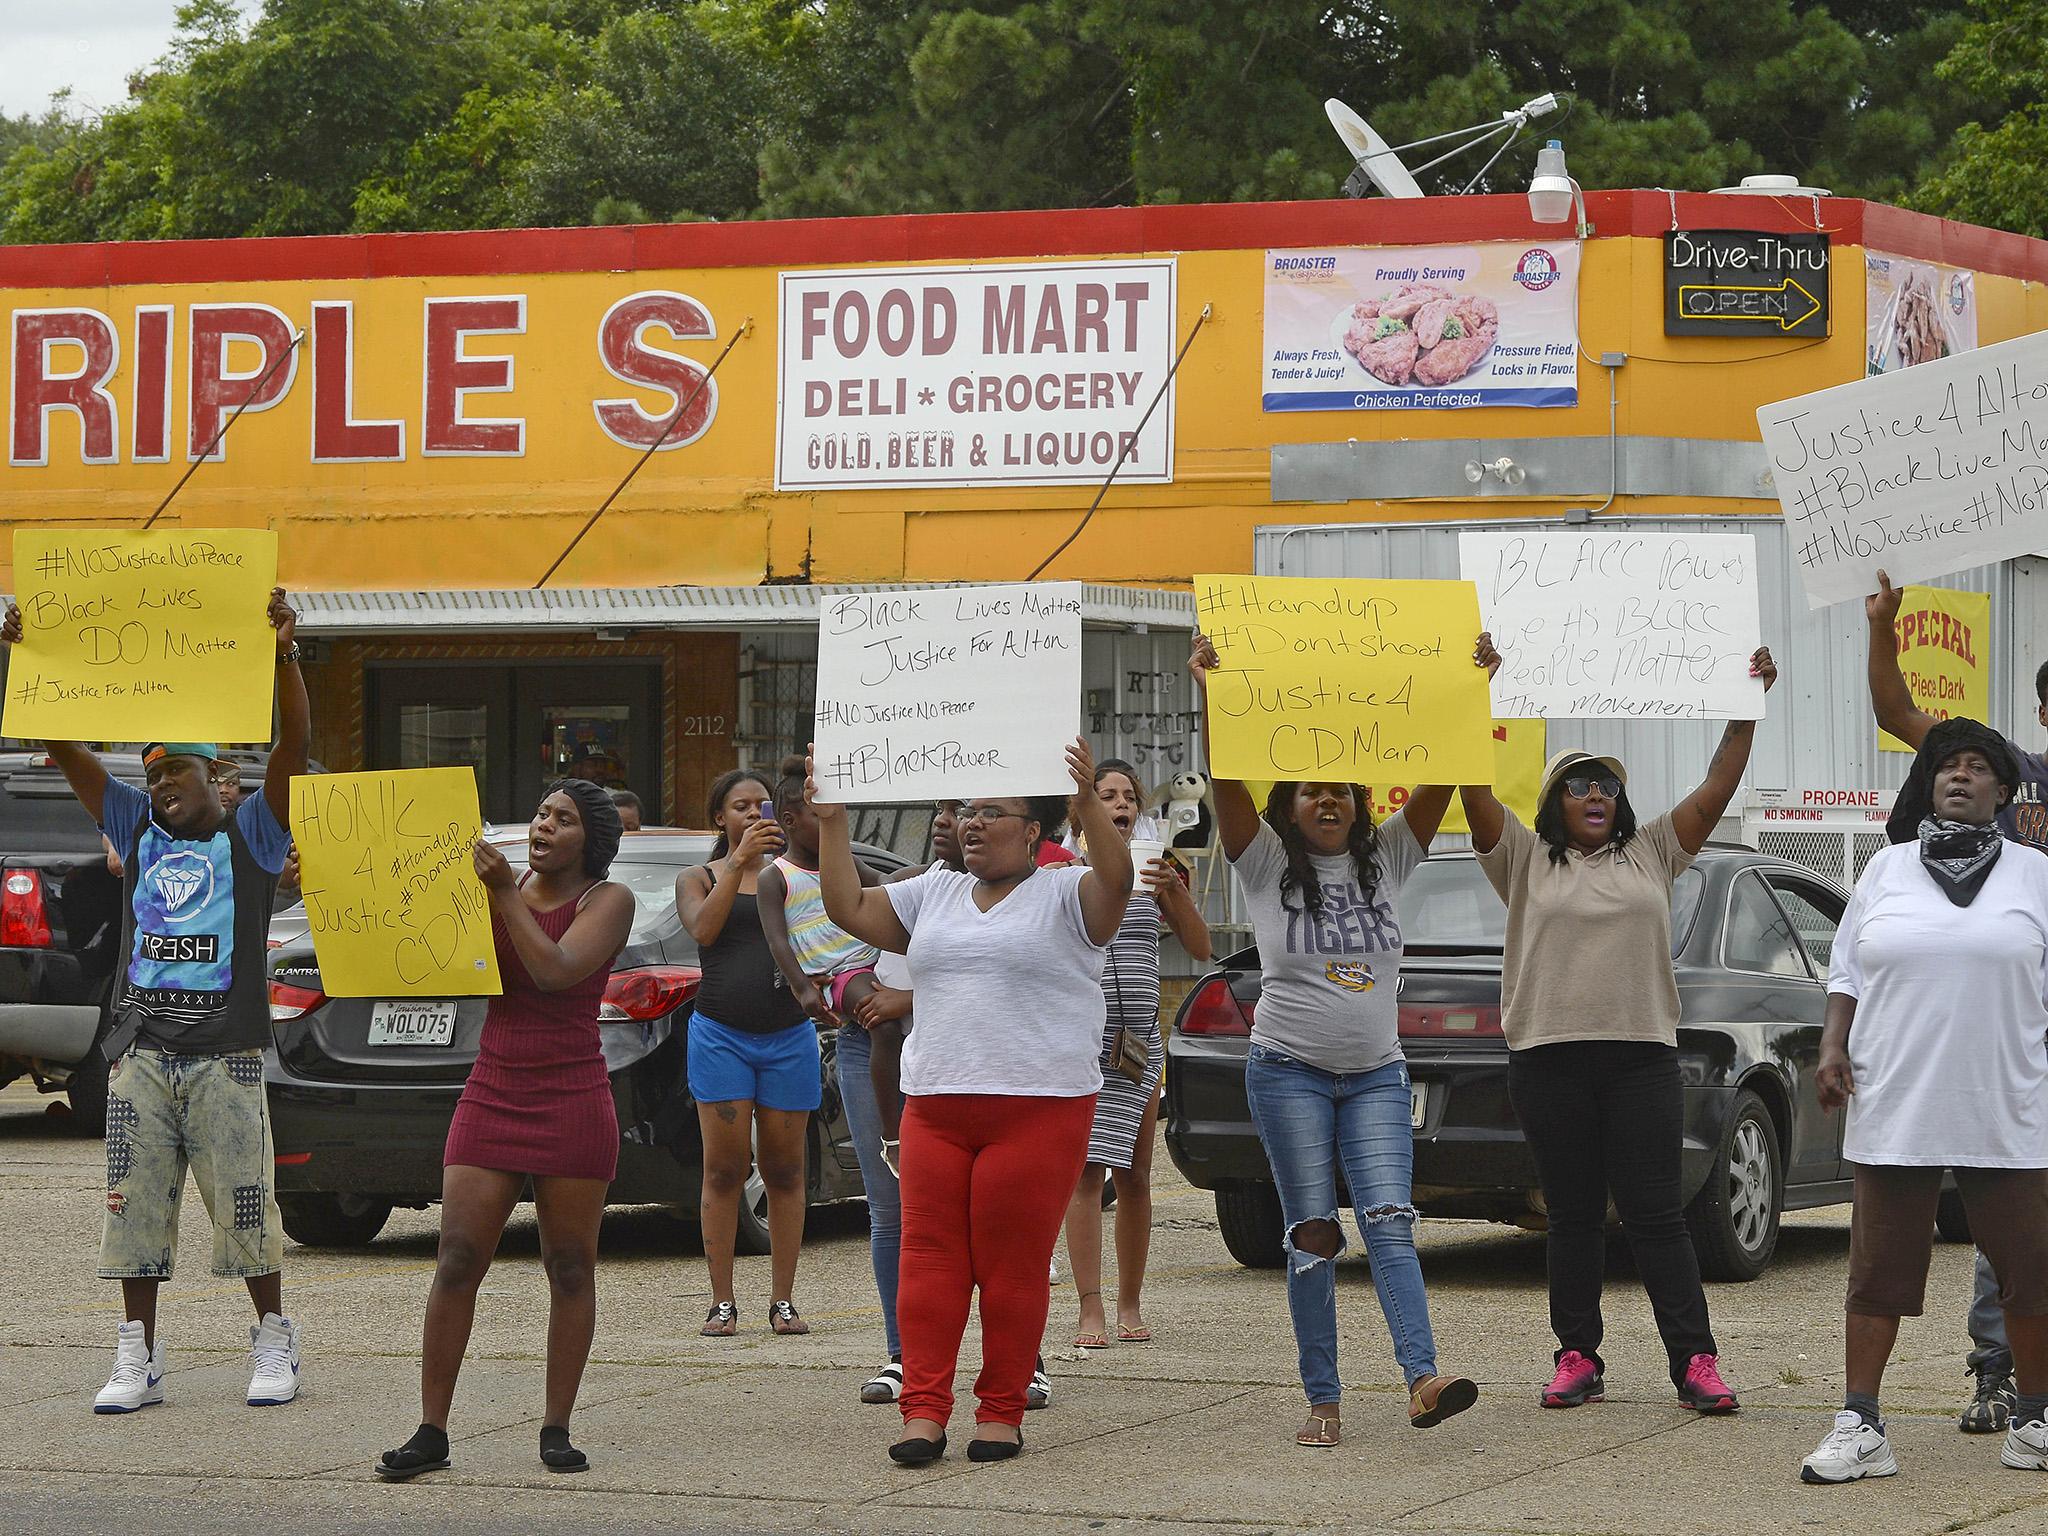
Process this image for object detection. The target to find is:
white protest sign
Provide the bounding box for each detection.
[1460,531,1766,721]
[1757,328,2048,608]
[810,583,1082,804]
[775,260,1176,490]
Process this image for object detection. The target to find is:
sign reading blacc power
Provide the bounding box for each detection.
[1664,230,1830,338]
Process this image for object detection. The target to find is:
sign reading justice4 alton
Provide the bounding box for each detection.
[1460,531,1767,721]
[776,261,1176,490]
[1194,574,1495,783]
[810,582,1082,804]
[3,527,279,742]
[1758,328,2048,608]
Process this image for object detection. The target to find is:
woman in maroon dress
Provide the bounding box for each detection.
[379,779,634,1481]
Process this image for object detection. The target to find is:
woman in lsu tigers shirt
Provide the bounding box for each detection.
[1189,632,1477,1448]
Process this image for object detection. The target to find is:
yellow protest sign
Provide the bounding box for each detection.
[1367,719,1548,832]
[291,767,502,998]
[1881,586,1992,753]
[4,528,278,742]
[1196,574,1495,784]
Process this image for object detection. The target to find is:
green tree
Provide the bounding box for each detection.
[1913,0,2048,236]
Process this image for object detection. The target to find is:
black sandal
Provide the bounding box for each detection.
[375,1424,451,1481]
[701,1301,738,1337]
[540,1424,588,1474]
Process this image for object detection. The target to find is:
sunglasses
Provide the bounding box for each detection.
[1563,775,1622,800]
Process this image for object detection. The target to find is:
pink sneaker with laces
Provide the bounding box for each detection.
[1678,1353,1738,1414]
[1541,1350,1604,1408]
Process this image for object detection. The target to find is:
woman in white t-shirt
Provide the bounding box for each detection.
[1190,633,1477,1448]
[1800,720,2048,1486]
[808,738,1132,1466]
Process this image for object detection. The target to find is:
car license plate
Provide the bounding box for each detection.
[1410,1083,1428,1130]
[368,1000,457,1047]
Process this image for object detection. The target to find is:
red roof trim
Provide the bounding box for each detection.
[2,191,2042,289]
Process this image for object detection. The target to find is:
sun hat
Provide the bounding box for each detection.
[1535,749,1627,807]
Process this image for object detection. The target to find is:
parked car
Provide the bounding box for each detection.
[1166,845,1881,1282]
[0,753,146,1132]
[265,828,910,1250]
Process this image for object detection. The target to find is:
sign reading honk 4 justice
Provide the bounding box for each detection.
[4,528,278,743]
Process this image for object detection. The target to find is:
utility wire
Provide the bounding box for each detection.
[141,330,306,530]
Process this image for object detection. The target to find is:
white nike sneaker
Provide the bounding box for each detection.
[2001,1417,2048,1470]
[1800,1410,1899,1483]
[247,1313,302,1406]
[94,1319,164,1414]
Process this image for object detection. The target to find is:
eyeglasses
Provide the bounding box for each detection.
[956,805,1032,826]
[1563,775,1621,800]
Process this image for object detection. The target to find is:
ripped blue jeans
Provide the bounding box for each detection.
[1245,1043,1437,1404]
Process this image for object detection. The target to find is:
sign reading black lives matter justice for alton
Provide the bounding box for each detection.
[1663,230,1831,339]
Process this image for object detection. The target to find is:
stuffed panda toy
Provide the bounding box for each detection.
[1160,771,1214,852]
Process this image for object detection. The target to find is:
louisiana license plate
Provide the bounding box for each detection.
[368,1000,458,1047]
[1409,1083,1428,1130]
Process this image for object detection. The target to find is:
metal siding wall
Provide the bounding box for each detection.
[1252,518,2021,825]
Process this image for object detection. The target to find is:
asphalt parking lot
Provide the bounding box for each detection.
[1,1080,2042,1536]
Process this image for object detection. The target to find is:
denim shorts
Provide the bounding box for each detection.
[687,1012,823,1113]
[100,1048,283,1280]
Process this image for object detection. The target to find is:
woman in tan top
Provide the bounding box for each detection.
[1459,634,1775,1418]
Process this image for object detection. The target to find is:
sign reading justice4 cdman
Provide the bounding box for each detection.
[776,261,1176,491]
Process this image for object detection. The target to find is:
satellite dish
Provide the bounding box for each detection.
[1326,98,1424,200]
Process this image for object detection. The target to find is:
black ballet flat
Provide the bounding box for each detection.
[888,1432,948,1466]
[968,1431,1023,1463]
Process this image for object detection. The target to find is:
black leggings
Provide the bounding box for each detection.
[1507,1040,1716,1387]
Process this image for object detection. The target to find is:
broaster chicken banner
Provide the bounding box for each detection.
[775,259,1177,489]
[1261,242,1580,411]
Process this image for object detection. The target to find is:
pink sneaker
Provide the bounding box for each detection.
[1678,1353,1738,1414]
[1541,1350,1604,1408]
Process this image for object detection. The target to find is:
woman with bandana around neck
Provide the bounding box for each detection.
[1799,720,2048,1486]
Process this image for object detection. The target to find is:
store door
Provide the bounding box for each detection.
[371,661,663,825]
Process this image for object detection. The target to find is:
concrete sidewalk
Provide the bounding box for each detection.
[1,1086,2042,1535]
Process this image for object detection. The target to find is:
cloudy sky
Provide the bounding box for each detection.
[5,1,262,119]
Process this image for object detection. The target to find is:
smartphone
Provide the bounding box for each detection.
[759,799,776,823]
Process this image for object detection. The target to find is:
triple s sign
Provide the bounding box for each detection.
[1749,787,1891,824]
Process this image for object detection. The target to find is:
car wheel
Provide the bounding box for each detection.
[1685,1089,1781,1282]
[1935,1188,1973,1244]
[278,1192,394,1248]
[733,1169,773,1256]
[65,1047,110,1138]
[1215,1182,1287,1270]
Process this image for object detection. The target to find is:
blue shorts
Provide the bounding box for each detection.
[687,1012,822,1113]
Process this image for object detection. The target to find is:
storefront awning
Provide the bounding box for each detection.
[295,583,1194,635]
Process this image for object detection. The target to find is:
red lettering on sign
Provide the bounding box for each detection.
[311,301,404,462]
[593,291,715,451]
[422,296,525,456]
[131,306,171,464]
[188,303,298,461]
[11,308,120,466]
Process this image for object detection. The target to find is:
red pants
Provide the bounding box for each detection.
[897,1091,1096,1427]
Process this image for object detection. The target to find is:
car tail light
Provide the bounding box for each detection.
[1398,1003,1504,1037]
[269,978,326,1022]
[1,870,52,947]
[1178,975,1253,1037]
[601,966,701,1022]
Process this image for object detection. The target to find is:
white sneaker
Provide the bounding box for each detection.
[2001,1418,2048,1470]
[247,1313,302,1406]
[1800,1410,1898,1483]
[94,1320,164,1414]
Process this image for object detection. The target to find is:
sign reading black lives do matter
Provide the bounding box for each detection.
[1663,230,1830,338]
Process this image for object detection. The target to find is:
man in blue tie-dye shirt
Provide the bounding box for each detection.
[3,587,308,1416]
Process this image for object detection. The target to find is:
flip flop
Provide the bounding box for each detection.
[1116,1324,1153,1343]
[1073,1331,1112,1349]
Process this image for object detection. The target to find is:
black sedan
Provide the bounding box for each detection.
[1166,846,1871,1282]
[265,829,907,1250]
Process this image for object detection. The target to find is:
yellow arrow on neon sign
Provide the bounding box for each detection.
[1676,276,1823,332]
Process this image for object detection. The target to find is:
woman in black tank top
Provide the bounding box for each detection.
[676,771,819,1339]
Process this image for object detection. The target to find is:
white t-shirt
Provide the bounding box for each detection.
[872,950,913,991]
[884,865,1108,1097]
[1828,840,2048,1167]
